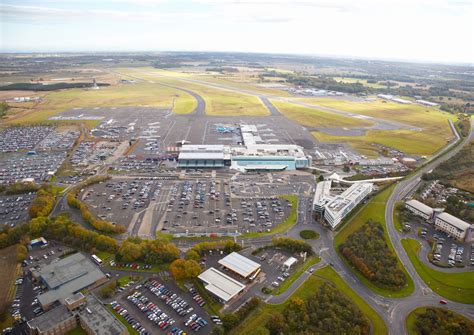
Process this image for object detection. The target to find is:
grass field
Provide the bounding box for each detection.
[271,100,373,128]
[0,245,19,329]
[9,81,197,124]
[297,97,456,156]
[334,185,415,297]
[313,128,452,156]
[241,195,297,238]
[333,77,386,89]
[231,266,387,335]
[113,68,271,116]
[405,307,474,335]
[401,238,474,304]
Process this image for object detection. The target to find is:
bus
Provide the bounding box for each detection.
[91,254,103,266]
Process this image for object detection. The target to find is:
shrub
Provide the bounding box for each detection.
[299,230,319,240]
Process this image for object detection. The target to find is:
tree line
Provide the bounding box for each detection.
[340,220,407,290]
[67,176,126,234]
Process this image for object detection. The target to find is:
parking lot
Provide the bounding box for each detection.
[0,193,35,228]
[405,218,473,267]
[0,126,54,153]
[111,278,211,335]
[0,152,67,184]
[80,176,294,237]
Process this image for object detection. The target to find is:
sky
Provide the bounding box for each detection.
[1,0,473,64]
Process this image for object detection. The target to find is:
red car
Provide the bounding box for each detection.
[439,300,447,305]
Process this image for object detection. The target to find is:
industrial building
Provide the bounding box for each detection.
[434,212,471,241]
[198,267,246,303]
[177,125,312,171]
[313,181,373,229]
[218,252,261,279]
[32,253,107,310]
[27,294,128,335]
[405,199,434,220]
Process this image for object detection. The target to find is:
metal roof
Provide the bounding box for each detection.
[436,212,471,231]
[27,305,73,332]
[406,199,434,215]
[198,267,245,302]
[218,252,261,278]
[34,253,105,307]
[178,152,225,160]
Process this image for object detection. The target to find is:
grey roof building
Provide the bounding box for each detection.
[32,253,106,308]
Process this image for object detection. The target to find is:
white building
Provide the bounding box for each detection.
[405,199,434,220]
[434,212,471,241]
[218,252,261,279]
[416,99,439,107]
[313,180,333,212]
[318,183,373,229]
[198,267,246,303]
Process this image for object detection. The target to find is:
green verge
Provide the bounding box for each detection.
[107,305,139,335]
[272,255,321,295]
[334,185,414,298]
[241,195,298,238]
[231,266,387,335]
[401,238,474,304]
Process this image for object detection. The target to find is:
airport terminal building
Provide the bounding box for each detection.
[177,125,312,171]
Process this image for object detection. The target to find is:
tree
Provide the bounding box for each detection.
[318,175,324,182]
[222,314,240,332]
[16,244,28,262]
[266,312,286,335]
[169,259,201,281]
[118,241,142,262]
[185,249,200,261]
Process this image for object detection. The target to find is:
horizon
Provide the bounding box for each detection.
[1,0,473,64]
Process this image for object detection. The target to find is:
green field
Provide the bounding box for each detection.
[271,100,373,128]
[333,77,386,89]
[334,185,415,297]
[9,82,197,124]
[231,266,387,335]
[401,238,474,304]
[313,128,452,156]
[115,68,271,116]
[297,97,455,156]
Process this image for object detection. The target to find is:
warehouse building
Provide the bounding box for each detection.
[434,212,471,241]
[405,199,434,220]
[313,181,373,229]
[198,267,246,303]
[218,252,261,279]
[32,253,107,310]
